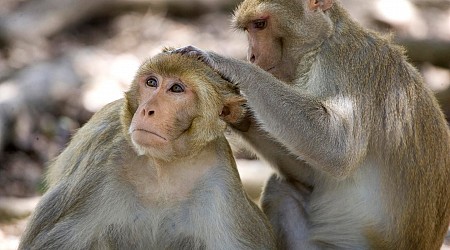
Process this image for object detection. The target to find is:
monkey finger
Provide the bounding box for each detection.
[187,51,210,63]
[170,45,201,55]
[168,46,210,65]
[170,46,224,82]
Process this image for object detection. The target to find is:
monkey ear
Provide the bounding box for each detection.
[308,0,333,11]
[220,95,246,124]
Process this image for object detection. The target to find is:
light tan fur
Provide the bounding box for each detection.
[172,0,450,249]
[19,53,276,250]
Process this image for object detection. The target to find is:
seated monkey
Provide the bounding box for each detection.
[19,52,276,250]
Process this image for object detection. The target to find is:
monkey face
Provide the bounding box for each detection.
[129,73,199,159]
[232,0,333,83]
[124,53,246,162]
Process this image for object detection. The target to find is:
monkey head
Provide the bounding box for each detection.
[232,0,334,82]
[122,53,246,161]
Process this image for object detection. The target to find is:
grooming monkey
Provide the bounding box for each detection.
[19,52,276,250]
[173,0,450,249]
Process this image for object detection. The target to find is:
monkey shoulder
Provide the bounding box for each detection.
[46,99,128,185]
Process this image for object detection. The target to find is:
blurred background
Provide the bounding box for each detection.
[0,0,449,249]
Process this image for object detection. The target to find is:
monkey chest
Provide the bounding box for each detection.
[126,202,226,250]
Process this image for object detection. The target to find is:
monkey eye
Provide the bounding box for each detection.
[169,83,184,93]
[252,19,267,30]
[145,77,158,88]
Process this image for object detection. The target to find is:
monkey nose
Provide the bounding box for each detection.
[249,54,256,63]
[142,108,155,117]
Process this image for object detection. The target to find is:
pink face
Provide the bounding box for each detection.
[129,73,198,155]
[243,15,296,82]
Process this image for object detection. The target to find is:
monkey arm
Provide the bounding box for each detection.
[231,58,367,179]
[248,81,366,179]
[174,46,367,179]
[21,166,111,250]
[19,182,75,249]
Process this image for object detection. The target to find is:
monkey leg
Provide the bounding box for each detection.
[261,174,320,250]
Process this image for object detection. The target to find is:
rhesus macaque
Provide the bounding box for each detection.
[172,0,450,249]
[19,52,276,250]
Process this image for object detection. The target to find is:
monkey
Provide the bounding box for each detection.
[19,52,277,250]
[172,0,450,249]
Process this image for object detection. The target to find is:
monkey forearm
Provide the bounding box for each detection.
[253,88,361,178]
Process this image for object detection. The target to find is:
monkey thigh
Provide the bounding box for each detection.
[261,174,320,250]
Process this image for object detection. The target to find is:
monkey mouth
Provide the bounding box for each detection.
[133,128,167,141]
[265,66,276,72]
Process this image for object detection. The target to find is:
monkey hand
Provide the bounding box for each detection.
[170,46,215,66]
[169,46,243,86]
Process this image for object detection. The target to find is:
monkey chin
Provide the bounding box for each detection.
[131,141,153,156]
[128,127,171,156]
[130,134,200,163]
[134,143,178,164]
[130,136,175,161]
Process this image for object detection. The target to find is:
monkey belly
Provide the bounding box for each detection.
[308,164,385,249]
